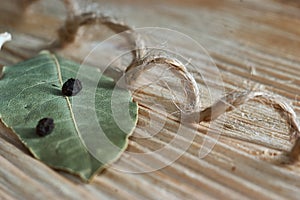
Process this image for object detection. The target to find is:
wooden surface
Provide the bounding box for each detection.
[1,0,300,199]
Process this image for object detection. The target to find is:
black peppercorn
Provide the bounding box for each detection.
[62,78,82,96]
[36,118,55,137]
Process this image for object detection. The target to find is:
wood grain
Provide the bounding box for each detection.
[0,0,300,199]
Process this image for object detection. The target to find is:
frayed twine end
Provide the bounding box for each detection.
[0,32,12,50]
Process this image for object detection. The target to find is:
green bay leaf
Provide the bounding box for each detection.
[0,51,138,181]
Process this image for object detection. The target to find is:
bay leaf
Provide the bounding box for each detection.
[0,51,138,181]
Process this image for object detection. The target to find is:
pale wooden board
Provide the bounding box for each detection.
[0,0,300,199]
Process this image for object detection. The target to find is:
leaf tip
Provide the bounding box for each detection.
[39,50,51,55]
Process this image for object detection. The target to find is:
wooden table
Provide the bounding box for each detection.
[1,0,300,199]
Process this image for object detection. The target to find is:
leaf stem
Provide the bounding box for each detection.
[50,53,87,153]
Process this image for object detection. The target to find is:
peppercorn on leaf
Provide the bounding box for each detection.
[0,51,138,181]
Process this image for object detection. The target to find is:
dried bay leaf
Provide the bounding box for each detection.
[0,51,138,181]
